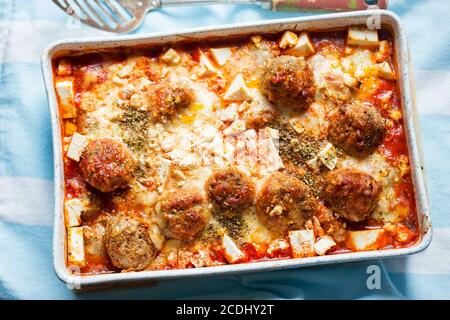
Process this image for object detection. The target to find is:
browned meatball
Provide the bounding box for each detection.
[157,189,210,241]
[328,102,385,157]
[104,214,156,271]
[256,172,318,233]
[324,168,382,222]
[260,56,315,111]
[205,168,255,218]
[79,139,135,193]
[146,83,193,122]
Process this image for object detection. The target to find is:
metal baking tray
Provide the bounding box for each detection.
[41,9,432,289]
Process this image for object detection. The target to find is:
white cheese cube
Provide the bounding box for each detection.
[57,59,72,76]
[317,143,338,170]
[289,117,304,134]
[267,239,290,256]
[223,74,252,101]
[66,133,88,162]
[64,198,83,227]
[286,32,315,57]
[288,230,315,258]
[158,157,172,187]
[346,229,385,251]
[314,236,336,256]
[219,103,239,122]
[117,63,134,78]
[223,119,246,136]
[149,224,165,251]
[279,31,298,49]
[348,27,379,47]
[179,153,198,170]
[377,62,396,80]
[343,73,359,88]
[209,48,231,66]
[306,156,320,171]
[198,53,217,77]
[222,234,245,263]
[161,48,181,65]
[67,227,85,267]
[55,79,76,119]
[258,128,284,173]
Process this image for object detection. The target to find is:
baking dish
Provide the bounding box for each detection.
[41,9,432,289]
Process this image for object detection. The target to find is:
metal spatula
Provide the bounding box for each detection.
[52,0,388,33]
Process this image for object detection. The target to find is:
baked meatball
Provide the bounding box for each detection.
[104,214,156,271]
[260,56,315,111]
[79,139,135,193]
[205,168,255,218]
[324,168,382,222]
[256,172,318,233]
[328,102,385,157]
[146,83,193,122]
[157,189,209,241]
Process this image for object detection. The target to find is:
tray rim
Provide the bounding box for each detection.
[41,9,432,289]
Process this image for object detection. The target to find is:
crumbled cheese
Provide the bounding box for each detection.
[159,132,175,152]
[117,63,134,78]
[286,32,315,57]
[223,74,252,101]
[341,50,377,81]
[218,104,239,122]
[67,133,88,161]
[55,79,76,119]
[198,124,218,142]
[149,224,165,251]
[209,48,231,66]
[178,153,198,169]
[279,31,298,49]
[67,227,85,267]
[223,119,246,136]
[64,198,83,227]
[288,230,315,258]
[348,27,379,47]
[161,48,181,65]
[314,236,336,256]
[222,234,245,263]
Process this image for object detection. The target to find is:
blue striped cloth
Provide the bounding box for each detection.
[0,0,449,299]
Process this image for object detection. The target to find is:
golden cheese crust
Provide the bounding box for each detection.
[55,27,419,274]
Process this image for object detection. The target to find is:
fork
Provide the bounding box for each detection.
[52,0,388,33]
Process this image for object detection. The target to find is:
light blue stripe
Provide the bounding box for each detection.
[0,63,54,180]
[420,114,450,227]
[389,273,450,299]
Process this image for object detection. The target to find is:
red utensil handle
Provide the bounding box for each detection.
[272,0,388,11]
